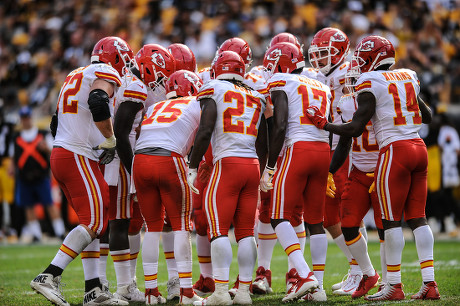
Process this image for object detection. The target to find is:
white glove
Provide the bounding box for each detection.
[92,134,116,164]
[260,165,276,192]
[187,168,199,194]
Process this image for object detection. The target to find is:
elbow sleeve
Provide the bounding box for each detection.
[88,89,111,122]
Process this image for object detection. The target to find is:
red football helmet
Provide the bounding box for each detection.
[135,44,176,90]
[218,37,252,68]
[211,51,245,81]
[91,36,134,76]
[263,42,305,78]
[308,27,350,75]
[270,32,303,50]
[168,43,197,72]
[165,70,203,99]
[351,35,395,76]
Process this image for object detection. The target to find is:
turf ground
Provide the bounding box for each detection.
[1,236,459,305]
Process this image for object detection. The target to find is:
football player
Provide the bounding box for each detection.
[168,43,197,72]
[187,51,266,305]
[30,36,131,306]
[308,27,367,295]
[306,35,439,301]
[133,69,203,305]
[260,42,331,302]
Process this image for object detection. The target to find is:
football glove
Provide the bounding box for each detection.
[305,106,328,129]
[260,165,276,192]
[366,173,375,193]
[92,135,116,165]
[187,168,199,194]
[326,172,336,198]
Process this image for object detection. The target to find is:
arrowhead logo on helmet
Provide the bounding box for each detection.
[266,48,282,60]
[151,53,166,69]
[331,32,346,42]
[113,40,130,52]
[358,41,375,52]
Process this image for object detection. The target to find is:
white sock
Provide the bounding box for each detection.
[174,231,193,288]
[257,222,277,270]
[211,236,233,285]
[274,221,311,278]
[237,236,257,283]
[333,234,353,263]
[346,233,375,276]
[310,233,327,289]
[143,232,160,289]
[82,239,100,281]
[99,243,109,285]
[52,218,66,237]
[128,233,141,280]
[380,240,387,284]
[162,231,178,280]
[359,226,368,242]
[111,249,131,287]
[196,234,212,278]
[385,227,404,284]
[294,223,306,254]
[51,225,92,270]
[413,225,435,282]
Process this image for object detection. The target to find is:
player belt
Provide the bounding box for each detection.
[135,147,181,157]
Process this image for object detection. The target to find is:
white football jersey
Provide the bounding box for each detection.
[338,93,379,173]
[105,73,148,185]
[198,67,212,84]
[300,67,319,80]
[135,96,201,157]
[197,79,266,163]
[267,73,331,146]
[244,71,266,91]
[54,64,121,161]
[355,69,422,149]
[315,62,349,150]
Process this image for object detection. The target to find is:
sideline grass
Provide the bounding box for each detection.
[1,237,459,305]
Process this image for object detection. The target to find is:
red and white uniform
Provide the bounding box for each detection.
[355,69,427,222]
[52,63,121,235]
[133,96,201,231]
[105,73,147,220]
[337,94,382,229]
[267,73,332,224]
[197,80,265,241]
[198,67,212,84]
[315,62,350,228]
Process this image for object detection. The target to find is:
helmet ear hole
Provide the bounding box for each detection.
[115,55,120,64]
[145,67,151,75]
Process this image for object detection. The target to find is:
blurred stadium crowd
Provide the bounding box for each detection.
[1,0,460,241]
[1,0,460,121]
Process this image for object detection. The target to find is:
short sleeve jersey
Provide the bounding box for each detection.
[135,96,201,157]
[54,63,121,160]
[316,62,349,150]
[243,72,266,91]
[338,93,379,173]
[198,67,212,84]
[197,79,266,163]
[355,69,422,149]
[267,73,331,146]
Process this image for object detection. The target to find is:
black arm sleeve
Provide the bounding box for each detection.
[88,89,111,122]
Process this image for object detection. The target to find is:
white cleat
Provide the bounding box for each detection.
[181,292,203,305]
[145,288,166,305]
[332,272,362,295]
[232,290,252,305]
[193,291,233,305]
[167,276,180,300]
[113,279,145,302]
[30,273,70,306]
[282,272,319,303]
[83,286,129,305]
[302,288,327,301]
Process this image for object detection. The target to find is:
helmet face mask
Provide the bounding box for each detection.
[308,28,349,75]
[211,51,245,82]
[135,44,176,90]
[91,36,134,76]
[165,69,203,99]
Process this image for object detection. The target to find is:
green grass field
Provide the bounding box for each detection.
[1,236,459,305]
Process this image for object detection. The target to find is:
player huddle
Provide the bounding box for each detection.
[29,27,440,306]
